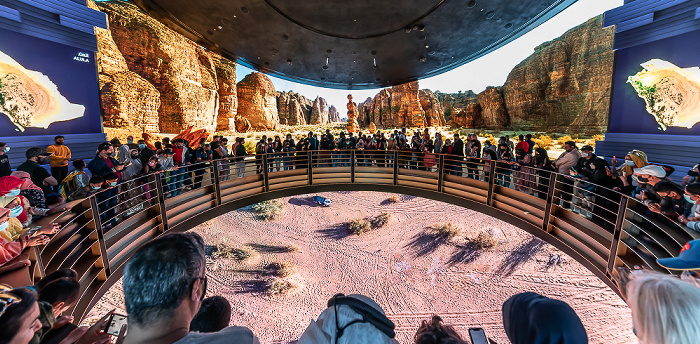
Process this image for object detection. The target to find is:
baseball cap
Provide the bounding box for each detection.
[25,147,52,159]
[633,164,666,178]
[657,240,700,270]
[580,145,593,152]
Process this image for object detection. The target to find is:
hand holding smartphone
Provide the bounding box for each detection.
[106,313,128,336]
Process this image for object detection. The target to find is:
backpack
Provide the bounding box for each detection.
[58,170,86,200]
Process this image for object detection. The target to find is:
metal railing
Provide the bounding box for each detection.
[24,150,698,321]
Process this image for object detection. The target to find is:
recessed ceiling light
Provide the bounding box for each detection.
[467,0,476,8]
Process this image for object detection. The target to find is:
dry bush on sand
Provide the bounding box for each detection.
[252,200,285,220]
[370,213,392,228]
[266,261,298,278]
[348,218,371,235]
[472,230,498,248]
[387,195,401,203]
[266,278,301,296]
[531,134,554,150]
[430,223,462,238]
[212,243,257,261]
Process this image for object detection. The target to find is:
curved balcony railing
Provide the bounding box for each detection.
[18,150,699,321]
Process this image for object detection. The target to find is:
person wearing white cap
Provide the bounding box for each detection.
[632,164,667,206]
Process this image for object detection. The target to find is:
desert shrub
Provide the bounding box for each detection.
[266,261,297,277]
[430,223,462,238]
[348,218,371,235]
[584,134,604,148]
[212,243,256,261]
[387,195,401,203]
[482,133,497,145]
[556,135,585,148]
[252,200,285,220]
[531,134,554,150]
[472,230,497,248]
[266,278,299,296]
[370,213,392,228]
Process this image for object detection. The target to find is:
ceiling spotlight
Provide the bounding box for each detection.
[486,11,495,19]
[287,59,292,65]
[405,27,412,33]
[272,49,279,55]
[326,49,333,54]
[370,50,377,55]
[425,44,429,49]
[418,24,425,31]
[264,62,270,66]
[207,30,213,35]
[322,65,328,70]
[420,56,426,62]
[282,34,289,41]
[217,25,222,30]
[505,22,513,29]
[428,50,435,55]
[467,0,476,8]
[241,7,249,13]
[412,25,419,31]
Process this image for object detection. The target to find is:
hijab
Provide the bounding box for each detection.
[502,292,588,344]
[10,171,42,192]
[0,176,23,196]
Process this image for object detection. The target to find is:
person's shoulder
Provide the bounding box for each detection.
[177,326,259,344]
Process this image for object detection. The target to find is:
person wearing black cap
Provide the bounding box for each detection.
[571,145,607,210]
[0,142,11,178]
[17,147,57,196]
[502,292,588,344]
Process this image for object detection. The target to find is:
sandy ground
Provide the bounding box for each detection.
[85,191,635,344]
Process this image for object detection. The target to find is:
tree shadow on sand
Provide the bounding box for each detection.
[447,241,483,265]
[231,280,268,294]
[405,231,451,257]
[494,238,545,277]
[317,223,351,240]
[247,243,296,253]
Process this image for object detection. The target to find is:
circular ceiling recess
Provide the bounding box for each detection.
[131,0,579,89]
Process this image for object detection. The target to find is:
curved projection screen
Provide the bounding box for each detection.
[0,27,102,136]
[608,29,700,135]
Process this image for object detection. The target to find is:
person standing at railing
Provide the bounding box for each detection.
[466,138,482,180]
[552,141,580,209]
[219,137,231,181]
[234,137,247,178]
[514,148,534,194]
[0,142,11,178]
[533,148,554,200]
[452,134,465,177]
[17,148,58,203]
[434,133,443,156]
[46,136,71,193]
[570,145,606,211]
[171,139,191,197]
[254,136,267,174]
[678,183,700,232]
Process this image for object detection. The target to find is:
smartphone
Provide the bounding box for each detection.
[469,327,489,344]
[105,313,127,336]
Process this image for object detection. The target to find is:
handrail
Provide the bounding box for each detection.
[22,149,697,321]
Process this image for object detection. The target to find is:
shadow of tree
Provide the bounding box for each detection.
[247,243,296,253]
[447,241,483,265]
[495,238,545,277]
[232,280,267,294]
[317,223,351,240]
[405,231,451,257]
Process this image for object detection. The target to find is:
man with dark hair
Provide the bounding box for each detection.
[0,142,10,177]
[651,181,692,218]
[452,133,464,176]
[0,287,42,344]
[30,277,81,344]
[46,135,71,190]
[122,232,259,343]
[525,134,535,155]
[138,139,155,171]
[17,147,57,196]
[553,141,581,209]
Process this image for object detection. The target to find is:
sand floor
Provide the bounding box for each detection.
[85,191,636,343]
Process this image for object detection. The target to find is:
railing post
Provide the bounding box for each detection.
[437,154,445,192]
[393,151,399,186]
[211,161,222,206]
[308,151,313,185]
[262,154,270,192]
[542,173,558,232]
[154,174,169,233]
[486,160,496,206]
[607,197,629,276]
[89,196,111,276]
[351,150,356,183]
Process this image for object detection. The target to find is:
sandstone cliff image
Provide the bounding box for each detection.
[0,50,85,131]
[628,59,700,130]
[92,0,614,136]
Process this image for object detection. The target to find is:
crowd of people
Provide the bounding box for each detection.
[1,129,700,343]
[3,232,700,344]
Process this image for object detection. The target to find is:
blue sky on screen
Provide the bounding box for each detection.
[236,0,623,115]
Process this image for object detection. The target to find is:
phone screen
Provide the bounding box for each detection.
[105,313,127,336]
[469,327,489,344]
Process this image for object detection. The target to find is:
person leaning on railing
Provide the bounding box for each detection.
[552,141,581,209]
[0,207,58,268]
[678,183,700,232]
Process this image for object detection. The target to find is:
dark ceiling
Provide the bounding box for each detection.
[131,0,579,89]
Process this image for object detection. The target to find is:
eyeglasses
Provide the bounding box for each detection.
[0,283,21,317]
